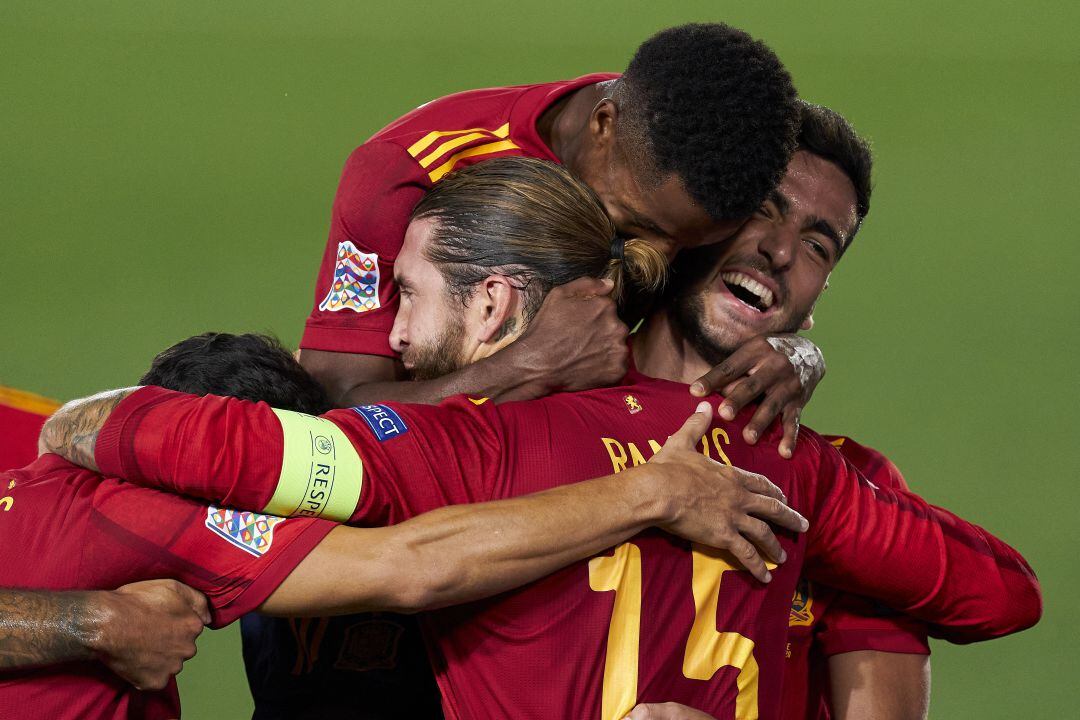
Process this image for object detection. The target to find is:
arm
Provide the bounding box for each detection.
[0,580,208,690]
[804,438,1042,642]
[828,651,930,720]
[304,276,631,406]
[262,404,804,615]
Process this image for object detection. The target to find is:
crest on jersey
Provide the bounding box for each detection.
[789,579,816,627]
[624,395,643,415]
[318,241,380,313]
[205,505,286,557]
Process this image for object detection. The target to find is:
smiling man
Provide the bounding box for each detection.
[39,147,1040,718]
[300,23,823,458]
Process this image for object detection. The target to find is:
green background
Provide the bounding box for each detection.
[2,1,1076,717]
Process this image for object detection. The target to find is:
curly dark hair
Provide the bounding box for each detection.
[617,23,799,221]
[796,100,873,253]
[139,332,331,415]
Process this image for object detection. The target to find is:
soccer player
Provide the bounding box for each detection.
[42,159,1041,719]
[299,23,822,458]
[1,333,794,719]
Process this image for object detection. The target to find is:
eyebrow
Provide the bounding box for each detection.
[627,211,670,238]
[805,215,844,255]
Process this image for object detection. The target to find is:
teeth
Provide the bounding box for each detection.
[721,272,774,309]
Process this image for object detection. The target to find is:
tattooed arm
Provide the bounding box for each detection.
[38,388,139,472]
[0,581,209,690]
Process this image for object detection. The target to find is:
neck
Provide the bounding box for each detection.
[536,82,608,173]
[632,310,715,385]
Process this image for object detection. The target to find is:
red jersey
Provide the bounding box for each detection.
[0,386,59,470]
[0,454,334,720]
[301,74,617,356]
[95,379,1041,720]
[780,436,930,720]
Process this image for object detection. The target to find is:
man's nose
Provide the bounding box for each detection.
[758,225,797,270]
[389,318,408,353]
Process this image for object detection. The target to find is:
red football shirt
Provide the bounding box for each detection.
[0,454,334,720]
[301,74,617,356]
[95,380,1040,720]
[0,386,59,471]
[780,436,930,720]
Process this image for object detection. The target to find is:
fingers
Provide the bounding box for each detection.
[689,344,758,397]
[625,702,718,720]
[740,382,791,445]
[174,584,211,625]
[737,470,786,504]
[665,402,713,450]
[737,516,786,564]
[746,493,809,533]
[779,405,801,459]
[727,534,772,583]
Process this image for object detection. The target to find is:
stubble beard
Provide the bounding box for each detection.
[403,312,468,381]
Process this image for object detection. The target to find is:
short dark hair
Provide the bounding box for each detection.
[139,333,330,415]
[411,157,667,321]
[796,100,874,251]
[617,23,799,221]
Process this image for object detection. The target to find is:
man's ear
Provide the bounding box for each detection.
[474,275,522,344]
[588,98,619,152]
[800,314,815,331]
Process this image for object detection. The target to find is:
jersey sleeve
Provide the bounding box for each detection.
[815,436,930,655]
[802,434,1042,644]
[86,480,335,628]
[814,592,930,656]
[94,386,505,528]
[300,141,429,357]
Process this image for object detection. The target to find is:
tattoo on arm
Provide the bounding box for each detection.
[39,388,139,472]
[0,590,95,670]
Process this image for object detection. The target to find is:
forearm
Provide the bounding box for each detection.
[0,590,108,670]
[262,465,668,616]
[828,651,930,720]
[39,388,139,472]
[341,344,548,406]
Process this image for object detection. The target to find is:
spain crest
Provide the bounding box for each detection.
[624,395,643,414]
[318,241,381,313]
[788,579,815,627]
[205,506,286,557]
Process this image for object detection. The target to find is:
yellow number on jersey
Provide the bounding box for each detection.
[589,542,773,720]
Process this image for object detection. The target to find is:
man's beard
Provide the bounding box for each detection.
[403,312,468,381]
[669,288,736,368]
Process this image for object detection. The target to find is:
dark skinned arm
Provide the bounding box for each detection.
[0,580,209,691]
[828,651,931,720]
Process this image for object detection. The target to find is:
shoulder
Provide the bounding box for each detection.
[819,434,907,490]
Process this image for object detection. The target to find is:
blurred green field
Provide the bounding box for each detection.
[2,1,1077,717]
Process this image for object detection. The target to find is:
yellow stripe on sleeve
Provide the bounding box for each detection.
[428,138,519,182]
[407,125,501,157]
[263,409,363,522]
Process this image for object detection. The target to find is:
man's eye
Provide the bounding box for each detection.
[804,238,829,260]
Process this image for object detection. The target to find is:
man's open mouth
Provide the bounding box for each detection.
[721,271,775,312]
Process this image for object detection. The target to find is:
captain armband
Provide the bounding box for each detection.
[262,409,364,521]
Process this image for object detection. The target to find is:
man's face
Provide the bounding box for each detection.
[389,217,469,380]
[672,150,858,363]
[598,161,743,259]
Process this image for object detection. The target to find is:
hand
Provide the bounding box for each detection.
[514,277,629,393]
[625,702,718,719]
[647,402,808,583]
[690,333,825,458]
[87,580,210,690]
